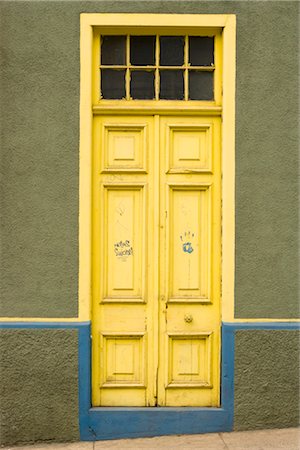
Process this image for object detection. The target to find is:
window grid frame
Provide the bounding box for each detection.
[99,34,216,101]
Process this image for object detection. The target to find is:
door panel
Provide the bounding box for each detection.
[158,116,221,406]
[92,115,156,406]
[92,114,221,407]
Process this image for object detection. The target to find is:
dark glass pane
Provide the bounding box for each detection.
[101,69,126,99]
[130,70,155,99]
[160,36,184,66]
[101,36,126,65]
[189,71,214,100]
[130,36,155,66]
[189,37,214,66]
[160,70,184,100]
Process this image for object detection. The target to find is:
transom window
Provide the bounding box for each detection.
[99,35,215,101]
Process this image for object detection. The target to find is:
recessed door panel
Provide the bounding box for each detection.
[103,186,145,302]
[167,333,212,387]
[102,123,148,172]
[167,124,212,173]
[169,186,210,301]
[101,333,146,386]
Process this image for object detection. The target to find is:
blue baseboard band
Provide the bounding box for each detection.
[1,320,299,440]
[0,321,91,329]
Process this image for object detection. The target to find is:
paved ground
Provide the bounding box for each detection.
[3,428,299,450]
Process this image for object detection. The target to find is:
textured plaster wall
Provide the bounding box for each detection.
[0,329,79,446]
[0,1,298,318]
[234,330,300,430]
[233,3,299,318]
[0,2,79,317]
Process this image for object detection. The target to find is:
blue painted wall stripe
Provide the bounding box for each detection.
[223,322,300,330]
[78,323,91,439]
[0,321,91,329]
[1,321,298,330]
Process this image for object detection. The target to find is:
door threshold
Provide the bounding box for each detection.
[90,406,223,410]
[83,406,231,441]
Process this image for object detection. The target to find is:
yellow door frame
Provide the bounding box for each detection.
[79,13,236,329]
[80,12,235,410]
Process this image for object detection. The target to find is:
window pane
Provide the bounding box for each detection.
[189,71,213,100]
[130,36,155,66]
[101,36,126,65]
[130,70,155,99]
[160,36,184,66]
[189,37,214,66]
[160,70,184,100]
[101,69,126,99]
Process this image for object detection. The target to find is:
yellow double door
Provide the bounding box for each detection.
[92,114,221,407]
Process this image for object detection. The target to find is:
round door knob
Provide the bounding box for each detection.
[184,314,193,323]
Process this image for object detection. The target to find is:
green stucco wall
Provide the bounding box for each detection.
[234,329,300,430]
[0,329,79,446]
[0,2,298,318]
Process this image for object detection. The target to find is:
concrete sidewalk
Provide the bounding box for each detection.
[3,428,299,450]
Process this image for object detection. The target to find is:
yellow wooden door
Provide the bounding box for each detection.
[92,115,157,407]
[92,114,221,407]
[157,116,221,406]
